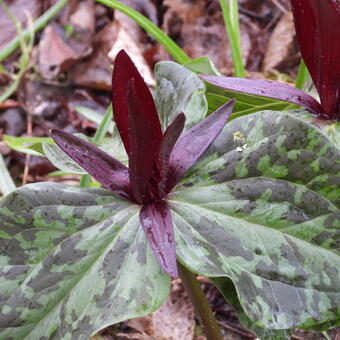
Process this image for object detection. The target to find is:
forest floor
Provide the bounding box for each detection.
[0,0,339,339]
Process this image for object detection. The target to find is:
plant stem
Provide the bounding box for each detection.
[295,59,309,89]
[219,0,245,78]
[95,0,191,64]
[177,261,224,340]
[0,0,68,62]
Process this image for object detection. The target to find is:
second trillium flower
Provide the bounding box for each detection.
[51,50,235,277]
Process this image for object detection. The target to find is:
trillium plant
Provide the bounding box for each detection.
[0,2,340,340]
[202,0,340,121]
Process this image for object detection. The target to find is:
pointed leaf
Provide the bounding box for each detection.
[3,135,53,157]
[167,99,235,191]
[51,130,132,200]
[154,61,207,130]
[126,79,163,203]
[168,110,340,330]
[290,0,340,119]
[0,183,170,339]
[112,50,162,153]
[200,74,322,115]
[140,201,177,277]
[184,56,221,76]
[212,278,292,339]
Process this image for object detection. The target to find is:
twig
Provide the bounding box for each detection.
[217,320,256,339]
[291,335,305,340]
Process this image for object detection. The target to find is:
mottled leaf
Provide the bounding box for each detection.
[140,201,177,277]
[154,61,208,130]
[296,110,340,147]
[169,110,340,330]
[212,277,292,339]
[200,75,322,115]
[0,182,170,339]
[166,99,235,192]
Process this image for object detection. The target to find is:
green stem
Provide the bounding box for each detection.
[95,0,191,64]
[0,154,16,196]
[219,0,245,77]
[295,59,309,89]
[177,262,224,340]
[0,0,68,62]
[79,105,113,187]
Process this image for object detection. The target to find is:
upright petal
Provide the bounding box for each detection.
[166,99,235,192]
[200,75,322,115]
[140,201,178,277]
[51,130,132,201]
[127,79,163,203]
[157,113,186,198]
[112,50,163,153]
[290,0,340,119]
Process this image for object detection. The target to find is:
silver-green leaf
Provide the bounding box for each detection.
[154,61,208,130]
[169,110,340,331]
[0,182,170,339]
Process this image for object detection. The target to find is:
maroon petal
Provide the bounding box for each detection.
[290,0,340,119]
[51,130,132,201]
[140,201,177,277]
[166,99,235,192]
[112,50,163,153]
[201,75,322,115]
[127,78,163,204]
[157,113,186,198]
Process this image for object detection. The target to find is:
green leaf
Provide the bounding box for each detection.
[184,56,221,76]
[75,106,115,135]
[212,277,292,339]
[3,135,54,156]
[0,182,170,338]
[169,110,340,331]
[154,61,208,130]
[295,110,340,147]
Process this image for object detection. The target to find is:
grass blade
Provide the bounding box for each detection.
[219,0,245,77]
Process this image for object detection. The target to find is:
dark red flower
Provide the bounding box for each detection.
[291,0,340,120]
[51,50,235,277]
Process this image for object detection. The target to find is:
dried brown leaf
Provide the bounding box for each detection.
[125,280,195,340]
[0,0,42,50]
[263,12,295,72]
